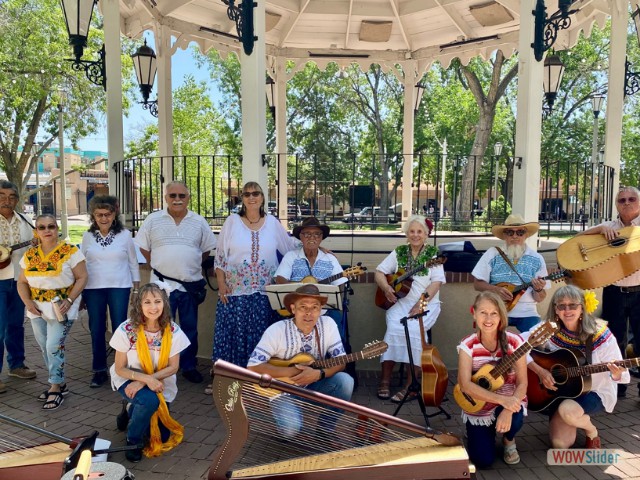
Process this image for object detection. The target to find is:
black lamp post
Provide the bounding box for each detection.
[265,76,276,120]
[414,82,427,115]
[131,40,158,118]
[624,6,640,97]
[222,0,257,55]
[542,54,565,117]
[532,0,579,62]
[60,0,106,90]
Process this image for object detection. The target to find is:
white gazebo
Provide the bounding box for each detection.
[94,0,628,227]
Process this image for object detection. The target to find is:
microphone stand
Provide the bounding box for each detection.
[392,309,451,427]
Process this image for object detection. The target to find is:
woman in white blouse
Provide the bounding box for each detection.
[81,195,140,388]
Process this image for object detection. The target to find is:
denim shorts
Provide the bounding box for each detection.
[547,391,604,417]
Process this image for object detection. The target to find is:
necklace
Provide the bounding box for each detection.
[246,215,262,225]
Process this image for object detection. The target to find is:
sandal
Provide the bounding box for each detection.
[377,382,391,400]
[503,441,520,465]
[38,384,69,402]
[204,384,213,395]
[390,388,418,403]
[42,391,64,410]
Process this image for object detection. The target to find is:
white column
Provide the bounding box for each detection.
[604,0,628,204]
[156,24,174,182]
[513,0,544,246]
[401,61,417,223]
[103,0,124,196]
[275,56,288,227]
[241,0,267,189]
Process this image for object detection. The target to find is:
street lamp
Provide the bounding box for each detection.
[265,76,276,120]
[414,82,427,115]
[532,0,579,62]
[58,88,69,239]
[131,40,158,117]
[542,54,565,117]
[493,142,503,201]
[60,0,106,90]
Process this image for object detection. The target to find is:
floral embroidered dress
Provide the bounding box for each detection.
[20,241,85,321]
[376,244,445,363]
[213,214,298,366]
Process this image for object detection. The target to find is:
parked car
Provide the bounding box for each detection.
[267,201,277,216]
[288,204,302,220]
[343,206,395,224]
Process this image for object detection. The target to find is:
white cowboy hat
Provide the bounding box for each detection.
[491,214,539,240]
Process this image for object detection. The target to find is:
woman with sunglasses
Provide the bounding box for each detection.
[472,214,548,333]
[81,195,140,388]
[16,214,88,410]
[211,182,298,390]
[527,285,629,449]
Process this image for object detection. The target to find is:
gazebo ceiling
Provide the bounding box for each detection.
[118,0,611,68]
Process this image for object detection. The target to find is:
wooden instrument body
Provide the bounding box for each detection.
[495,270,567,312]
[0,441,70,480]
[421,345,449,407]
[557,226,640,288]
[0,240,32,269]
[375,258,446,310]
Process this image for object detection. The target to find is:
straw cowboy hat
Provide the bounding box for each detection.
[282,284,328,313]
[491,214,540,240]
[292,217,331,240]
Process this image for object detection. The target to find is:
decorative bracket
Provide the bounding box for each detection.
[222,0,257,55]
[532,0,579,62]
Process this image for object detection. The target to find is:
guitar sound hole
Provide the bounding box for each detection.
[610,237,627,247]
[550,365,568,385]
[477,378,491,390]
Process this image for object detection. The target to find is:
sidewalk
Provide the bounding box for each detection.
[1,317,639,479]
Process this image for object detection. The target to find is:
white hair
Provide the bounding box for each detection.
[402,214,429,235]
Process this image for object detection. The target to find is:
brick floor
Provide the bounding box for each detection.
[1,316,639,479]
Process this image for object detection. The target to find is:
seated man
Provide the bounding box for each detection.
[275,217,347,340]
[247,284,354,438]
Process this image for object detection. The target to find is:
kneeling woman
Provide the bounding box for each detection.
[110,282,190,462]
[527,285,629,449]
[457,291,527,468]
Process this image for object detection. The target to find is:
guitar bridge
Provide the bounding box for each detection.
[578,243,588,262]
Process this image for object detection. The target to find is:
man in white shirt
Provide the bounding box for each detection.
[0,181,37,392]
[579,186,640,397]
[136,181,217,383]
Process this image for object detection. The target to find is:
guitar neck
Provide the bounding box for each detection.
[318,272,343,285]
[394,263,427,285]
[12,240,33,252]
[312,351,366,369]
[491,341,535,378]
[571,357,640,378]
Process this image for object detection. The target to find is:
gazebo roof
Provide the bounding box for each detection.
[118,0,611,69]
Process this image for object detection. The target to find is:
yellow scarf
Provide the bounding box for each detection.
[135,324,184,457]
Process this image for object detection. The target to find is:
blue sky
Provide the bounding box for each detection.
[76,44,212,153]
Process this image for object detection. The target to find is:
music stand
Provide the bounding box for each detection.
[392,310,451,427]
[265,283,343,312]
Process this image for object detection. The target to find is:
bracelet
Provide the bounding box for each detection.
[66,297,74,304]
[533,288,543,293]
[131,371,135,381]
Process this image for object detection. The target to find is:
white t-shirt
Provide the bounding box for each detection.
[81,229,140,289]
[109,320,190,403]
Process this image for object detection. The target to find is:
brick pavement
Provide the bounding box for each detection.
[1,317,639,479]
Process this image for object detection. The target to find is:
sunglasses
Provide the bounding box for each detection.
[168,193,188,199]
[617,197,637,204]
[555,303,581,311]
[94,212,114,219]
[242,191,262,198]
[504,229,527,237]
[37,224,58,231]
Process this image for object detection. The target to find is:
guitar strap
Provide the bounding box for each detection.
[585,335,593,365]
[495,247,527,285]
[313,325,323,360]
[16,212,35,230]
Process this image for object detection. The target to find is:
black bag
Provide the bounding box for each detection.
[153,269,208,305]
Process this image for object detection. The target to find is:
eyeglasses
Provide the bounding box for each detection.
[36,224,58,231]
[617,197,637,204]
[555,303,581,311]
[168,193,188,199]
[301,232,323,239]
[94,212,114,219]
[0,194,18,201]
[242,191,262,198]
[504,229,527,237]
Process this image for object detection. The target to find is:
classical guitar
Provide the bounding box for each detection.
[453,321,558,413]
[496,270,569,312]
[254,341,388,397]
[527,349,640,411]
[0,240,34,269]
[375,257,446,310]
[300,264,367,284]
[416,294,449,407]
[556,225,640,289]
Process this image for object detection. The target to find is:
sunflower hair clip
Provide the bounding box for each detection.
[584,290,599,315]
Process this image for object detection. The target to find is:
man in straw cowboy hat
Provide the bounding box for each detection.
[472,214,549,333]
[247,284,354,438]
[275,217,348,341]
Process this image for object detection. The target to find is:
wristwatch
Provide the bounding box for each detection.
[319,368,326,380]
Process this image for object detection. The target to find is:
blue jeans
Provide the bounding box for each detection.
[0,279,27,373]
[118,381,170,445]
[84,288,131,372]
[169,290,198,372]
[465,406,524,469]
[508,316,540,333]
[270,372,354,438]
[30,316,73,384]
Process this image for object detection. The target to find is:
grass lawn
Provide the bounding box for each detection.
[68,225,87,244]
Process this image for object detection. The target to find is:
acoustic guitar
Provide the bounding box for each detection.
[527,349,640,411]
[496,270,569,312]
[0,240,34,269]
[300,264,367,284]
[556,226,640,289]
[453,321,558,413]
[375,257,446,310]
[416,294,448,407]
[254,341,388,397]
